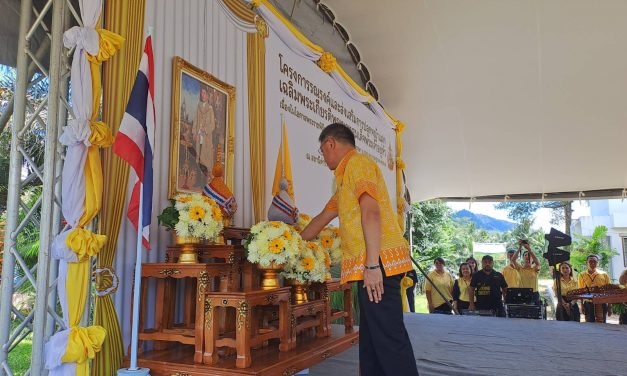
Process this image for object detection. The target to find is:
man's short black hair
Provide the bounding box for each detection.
[587,254,599,261]
[507,249,516,254]
[482,255,493,262]
[434,257,445,265]
[319,123,356,146]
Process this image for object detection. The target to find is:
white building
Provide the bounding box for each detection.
[571,200,627,281]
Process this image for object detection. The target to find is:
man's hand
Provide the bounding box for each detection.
[364,267,384,303]
[469,302,476,311]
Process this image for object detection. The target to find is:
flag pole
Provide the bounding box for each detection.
[129,181,144,370]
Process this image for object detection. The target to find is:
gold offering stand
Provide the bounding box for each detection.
[130,227,359,375]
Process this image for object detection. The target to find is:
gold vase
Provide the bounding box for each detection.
[175,234,201,264]
[287,280,309,304]
[258,261,285,290]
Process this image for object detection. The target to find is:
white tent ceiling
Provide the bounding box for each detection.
[326,0,627,202]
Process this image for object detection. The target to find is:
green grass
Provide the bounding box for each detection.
[7,336,31,376]
[413,293,429,313]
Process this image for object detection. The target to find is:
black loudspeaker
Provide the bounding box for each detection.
[542,227,572,266]
[544,227,571,247]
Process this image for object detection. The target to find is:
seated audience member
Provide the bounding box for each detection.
[468,255,508,317]
[553,261,580,322]
[578,255,611,323]
[502,249,521,288]
[465,256,478,274]
[425,257,454,314]
[518,240,542,305]
[619,269,627,286]
[452,262,474,313]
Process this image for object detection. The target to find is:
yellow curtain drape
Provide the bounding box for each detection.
[395,121,406,232]
[93,1,146,375]
[248,20,268,222]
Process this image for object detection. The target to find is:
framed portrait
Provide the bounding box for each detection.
[169,56,235,198]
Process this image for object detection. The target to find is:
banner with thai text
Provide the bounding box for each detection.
[265,29,397,217]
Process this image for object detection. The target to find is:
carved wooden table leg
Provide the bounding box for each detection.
[203,299,220,364]
[344,284,354,333]
[279,299,290,351]
[235,300,252,368]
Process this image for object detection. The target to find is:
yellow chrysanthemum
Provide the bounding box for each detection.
[300,213,311,221]
[324,251,331,268]
[306,242,318,251]
[212,207,222,220]
[189,206,205,221]
[321,236,333,249]
[270,221,281,228]
[302,257,315,271]
[269,238,285,254]
[332,228,340,237]
[178,196,192,203]
[283,230,292,240]
[317,52,336,73]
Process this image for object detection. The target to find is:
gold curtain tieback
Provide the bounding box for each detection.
[93,267,119,297]
[317,52,337,73]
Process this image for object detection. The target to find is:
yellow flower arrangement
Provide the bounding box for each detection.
[173,193,223,241]
[245,220,301,267]
[293,213,312,232]
[281,240,327,283]
[316,226,342,265]
[317,52,337,73]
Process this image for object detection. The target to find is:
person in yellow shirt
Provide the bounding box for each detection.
[578,255,612,323]
[518,240,541,305]
[553,261,580,321]
[452,262,474,313]
[425,257,454,314]
[301,123,418,376]
[502,249,521,288]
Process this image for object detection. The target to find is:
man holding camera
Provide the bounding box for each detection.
[517,240,542,306]
[502,249,521,288]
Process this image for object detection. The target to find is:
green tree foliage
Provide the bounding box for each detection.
[569,225,618,274]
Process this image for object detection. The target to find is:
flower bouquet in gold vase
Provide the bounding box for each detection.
[281,241,327,303]
[245,221,301,289]
[158,193,224,263]
[316,226,342,266]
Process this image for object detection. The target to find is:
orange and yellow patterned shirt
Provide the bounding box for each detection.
[324,150,413,283]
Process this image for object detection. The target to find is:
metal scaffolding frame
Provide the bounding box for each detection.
[0,0,80,374]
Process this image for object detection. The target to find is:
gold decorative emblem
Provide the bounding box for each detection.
[237,301,249,331]
[158,269,180,277]
[171,373,192,376]
[321,350,332,360]
[282,366,297,376]
[227,251,236,264]
[307,306,315,316]
[265,294,277,304]
[198,270,209,301]
[222,299,229,306]
[205,300,212,329]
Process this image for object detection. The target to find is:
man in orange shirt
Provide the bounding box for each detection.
[302,123,419,376]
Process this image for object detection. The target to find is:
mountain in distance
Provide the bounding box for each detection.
[453,209,516,232]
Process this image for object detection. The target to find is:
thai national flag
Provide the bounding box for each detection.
[112,35,155,250]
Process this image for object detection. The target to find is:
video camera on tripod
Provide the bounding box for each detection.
[543,228,571,266]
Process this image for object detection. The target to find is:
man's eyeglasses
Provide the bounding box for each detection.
[318,139,331,155]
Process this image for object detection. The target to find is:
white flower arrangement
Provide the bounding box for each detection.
[316,226,342,265]
[173,193,224,241]
[281,240,328,283]
[245,221,301,267]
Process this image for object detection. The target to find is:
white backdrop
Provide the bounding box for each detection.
[114,0,253,350]
[264,29,398,216]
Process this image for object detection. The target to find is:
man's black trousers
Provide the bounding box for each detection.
[358,274,419,376]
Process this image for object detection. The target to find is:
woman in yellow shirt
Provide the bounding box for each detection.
[452,263,474,313]
[553,262,580,322]
[426,257,454,314]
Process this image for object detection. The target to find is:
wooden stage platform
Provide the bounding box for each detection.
[131,325,358,376]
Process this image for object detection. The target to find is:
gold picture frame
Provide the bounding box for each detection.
[169,56,235,198]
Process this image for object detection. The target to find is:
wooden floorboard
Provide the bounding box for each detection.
[131,324,359,376]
